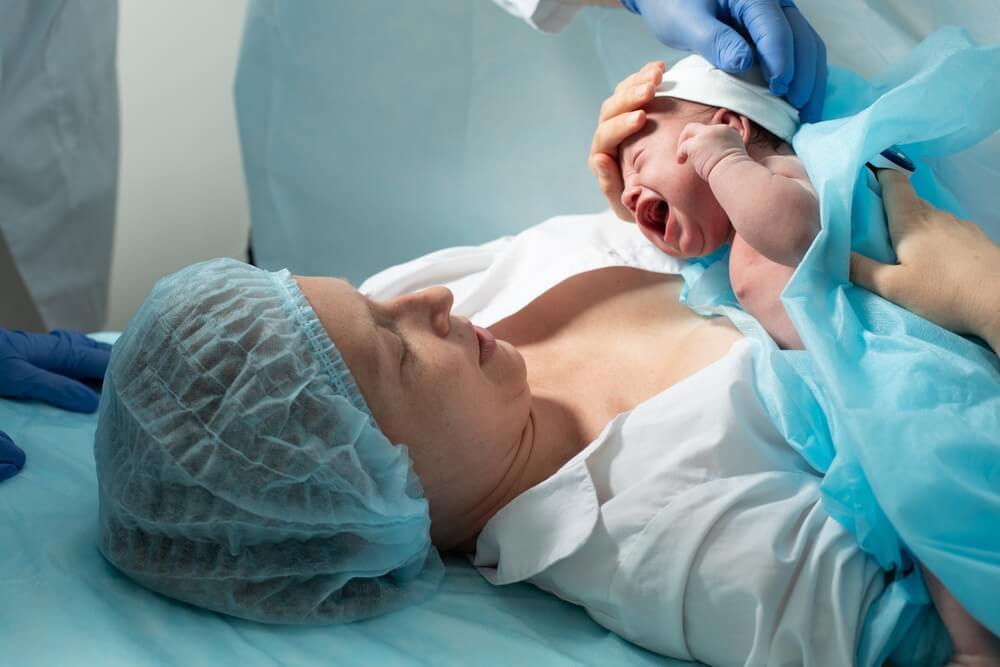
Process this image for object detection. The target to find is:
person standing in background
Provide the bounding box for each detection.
[0,1,119,332]
[497,0,826,121]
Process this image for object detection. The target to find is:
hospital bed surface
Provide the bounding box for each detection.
[0,337,692,667]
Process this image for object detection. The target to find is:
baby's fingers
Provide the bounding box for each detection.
[676,125,703,164]
[676,138,690,165]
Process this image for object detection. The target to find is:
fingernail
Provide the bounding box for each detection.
[597,166,609,178]
[634,84,650,98]
[629,111,643,124]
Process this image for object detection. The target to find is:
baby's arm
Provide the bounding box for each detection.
[729,235,803,350]
[676,123,819,266]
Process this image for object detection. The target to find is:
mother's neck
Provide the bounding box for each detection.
[454,389,587,554]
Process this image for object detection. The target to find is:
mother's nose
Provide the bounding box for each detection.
[400,286,454,336]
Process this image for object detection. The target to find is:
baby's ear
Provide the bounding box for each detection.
[710,108,752,144]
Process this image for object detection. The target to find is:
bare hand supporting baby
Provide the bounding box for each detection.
[852,170,1000,357]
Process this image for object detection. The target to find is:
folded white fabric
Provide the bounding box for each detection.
[655,55,800,142]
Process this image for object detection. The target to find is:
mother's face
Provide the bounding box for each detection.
[295,277,531,548]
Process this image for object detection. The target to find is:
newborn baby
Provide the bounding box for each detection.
[619,56,819,350]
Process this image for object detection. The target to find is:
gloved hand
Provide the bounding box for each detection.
[0,329,112,413]
[0,430,26,482]
[619,0,827,122]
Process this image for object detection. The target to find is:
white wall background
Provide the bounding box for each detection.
[108,0,249,330]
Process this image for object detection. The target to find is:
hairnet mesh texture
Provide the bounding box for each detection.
[94,258,443,623]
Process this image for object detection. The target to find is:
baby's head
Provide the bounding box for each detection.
[617,55,799,258]
[94,259,528,624]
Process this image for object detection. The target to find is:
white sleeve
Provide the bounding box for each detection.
[489,0,582,32]
[605,473,889,666]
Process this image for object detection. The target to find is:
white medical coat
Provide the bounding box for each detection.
[360,212,893,667]
[0,1,118,330]
[491,0,582,32]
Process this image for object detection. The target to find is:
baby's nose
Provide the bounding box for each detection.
[621,185,644,218]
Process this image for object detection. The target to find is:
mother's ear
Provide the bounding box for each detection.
[709,108,752,144]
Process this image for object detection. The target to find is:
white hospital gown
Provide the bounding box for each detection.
[360,212,892,667]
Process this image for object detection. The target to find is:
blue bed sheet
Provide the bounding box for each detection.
[0,334,690,667]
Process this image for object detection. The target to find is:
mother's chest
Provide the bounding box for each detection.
[490,267,743,429]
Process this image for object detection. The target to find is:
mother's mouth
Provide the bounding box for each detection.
[474,325,496,365]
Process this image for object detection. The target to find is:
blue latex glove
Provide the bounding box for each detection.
[0,430,25,482]
[619,0,827,122]
[0,329,112,413]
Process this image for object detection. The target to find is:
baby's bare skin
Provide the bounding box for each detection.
[620,97,818,349]
[620,98,1000,664]
[604,64,999,666]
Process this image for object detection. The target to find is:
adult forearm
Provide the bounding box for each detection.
[966,271,1000,355]
[979,296,1000,356]
[709,156,818,267]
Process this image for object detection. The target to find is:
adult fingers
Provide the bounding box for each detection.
[591,110,646,158]
[50,330,112,380]
[877,170,929,246]
[590,153,633,221]
[600,80,657,125]
[682,12,753,73]
[611,61,664,98]
[0,430,26,483]
[738,0,795,93]
[603,66,663,123]
[781,6,817,111]
[1,360,101,413]
[798,32,827,123]
[15,330,112,380]
[850,251,900,300]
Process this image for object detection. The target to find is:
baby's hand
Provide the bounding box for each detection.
[676,123,749,181]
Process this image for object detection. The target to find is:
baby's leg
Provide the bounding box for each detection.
[729,234,803,350]
[923,566,1000,666]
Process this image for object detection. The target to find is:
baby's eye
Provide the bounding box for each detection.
[631,148,644,171]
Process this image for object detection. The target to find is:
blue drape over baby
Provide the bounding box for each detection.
[680,27,1000,666]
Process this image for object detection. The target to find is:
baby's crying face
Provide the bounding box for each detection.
[619,103,734,259]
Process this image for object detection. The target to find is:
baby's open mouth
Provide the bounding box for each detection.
[636,196,707,258]
[637,196,668,240]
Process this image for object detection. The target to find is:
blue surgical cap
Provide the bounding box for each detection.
[94,258,443,624]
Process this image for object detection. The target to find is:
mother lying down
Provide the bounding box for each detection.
[95,63,999,667]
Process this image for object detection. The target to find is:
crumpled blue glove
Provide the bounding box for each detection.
[0,430,26,482]
[619,0,827,122]
[0,329,112,413]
